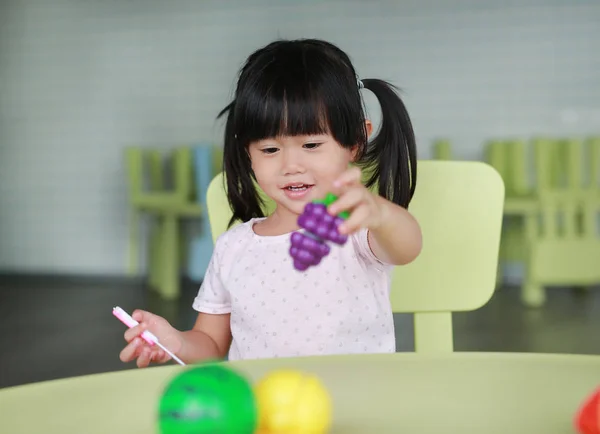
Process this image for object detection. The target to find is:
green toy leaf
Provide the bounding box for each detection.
[313,193,349,220]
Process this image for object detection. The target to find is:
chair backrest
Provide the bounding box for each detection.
[526,138,600,285]
[125,146,195,204]
[432,139,452,160]
[532,138,599,239]
[591,138,600,190]
[205,160,505,353]
[124,146,196,275]
[485,139,530,197]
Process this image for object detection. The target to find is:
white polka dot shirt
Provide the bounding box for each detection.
[192,218,396,360]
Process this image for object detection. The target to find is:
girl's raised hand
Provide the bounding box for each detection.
[119,309,183,368]
[327,166,388,235]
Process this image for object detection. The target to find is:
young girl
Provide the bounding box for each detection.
[120,38,422,368]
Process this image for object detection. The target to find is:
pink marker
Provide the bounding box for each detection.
[112,306,186,366]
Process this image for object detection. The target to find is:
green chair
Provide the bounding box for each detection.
[484,136,600,307]
[484,139,538,288]
[125,146,202,300]
[590,137,600,190]
[485,139,532,199]
[520,137,600,307]
[432,139,452,160]
[205,161,505,353]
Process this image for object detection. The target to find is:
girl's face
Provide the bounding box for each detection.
[248,133,357,219]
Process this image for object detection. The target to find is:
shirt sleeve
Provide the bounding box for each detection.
[192,239,231,314]
[351,228,394,272]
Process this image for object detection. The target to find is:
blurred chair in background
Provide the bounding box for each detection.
[432,139,453,160]
[125,146,203,300]
[486,136,600,307]
[521,137,600,306]
[485,139,537,289]
[186,145,223,282]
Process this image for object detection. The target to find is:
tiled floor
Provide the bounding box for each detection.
[0,275,598,389]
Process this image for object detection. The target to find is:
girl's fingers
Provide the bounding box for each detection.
[328,188,365,216]
[124,323,146,343]
[119,337,142,362]
[120,338,168,367]
[338,204,369,234]
[152,349,165,361]
[154,350,171,364]
[137,346,152,368]
[131,309,154,324]
[131,310,145,322]
[333,166,362,189]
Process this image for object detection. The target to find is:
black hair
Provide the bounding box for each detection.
[217,38,417,227]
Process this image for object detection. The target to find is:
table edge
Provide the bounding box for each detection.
[2,351,599,394]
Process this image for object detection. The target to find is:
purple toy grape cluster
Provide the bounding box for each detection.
[290,202,348,271]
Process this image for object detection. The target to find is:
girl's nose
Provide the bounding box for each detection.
[282,149,305,175]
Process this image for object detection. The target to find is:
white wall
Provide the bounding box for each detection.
[1,0,599,275]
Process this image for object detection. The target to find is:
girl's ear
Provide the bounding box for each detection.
[350,144,360,162]
[350,119,373,162]
[365,119,373,138]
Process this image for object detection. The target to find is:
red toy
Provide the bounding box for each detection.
[575,387,600,434]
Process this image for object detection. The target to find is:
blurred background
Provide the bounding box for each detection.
[0,0,599,388]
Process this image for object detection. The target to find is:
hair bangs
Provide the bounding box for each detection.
[233,77,333,144]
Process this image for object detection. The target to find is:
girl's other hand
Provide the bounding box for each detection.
[119,309,183,368]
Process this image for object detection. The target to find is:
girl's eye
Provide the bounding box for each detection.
[304,142,322,149]
[261,147,279,154]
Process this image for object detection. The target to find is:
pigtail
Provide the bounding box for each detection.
[360,79,417,209]
[217,102,266,227]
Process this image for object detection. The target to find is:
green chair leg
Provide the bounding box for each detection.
[432,139,452,160]
[125,146,202,299]
[160,214,179,300]
[127,209,140,275]
[521,280,546,308]
[413,312,453,354]
[148,217,163,291]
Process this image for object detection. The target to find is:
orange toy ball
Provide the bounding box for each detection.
[575,387,600,434]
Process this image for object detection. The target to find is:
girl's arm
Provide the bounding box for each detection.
[177,312,232,362]
[367,195,422,266]
[329,167,422,267]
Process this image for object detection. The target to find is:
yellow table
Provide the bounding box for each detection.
[1,352,599,434]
